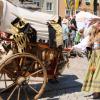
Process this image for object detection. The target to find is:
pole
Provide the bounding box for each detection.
[94,0,97,15]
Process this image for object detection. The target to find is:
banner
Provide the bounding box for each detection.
[75,0,80,10]
[69,0,74,9]
[64,0,75,9]
[64,0,69,9]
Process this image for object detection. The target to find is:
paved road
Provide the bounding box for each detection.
[39,56,94,100]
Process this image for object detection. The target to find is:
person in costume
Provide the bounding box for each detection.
[82,22,100,99]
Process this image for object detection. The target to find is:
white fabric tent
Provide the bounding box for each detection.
[0,0,58,41]
[76,11,100,30]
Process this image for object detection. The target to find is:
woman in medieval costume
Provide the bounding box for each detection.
[82,21,100,99]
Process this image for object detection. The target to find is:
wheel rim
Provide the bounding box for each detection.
[0,53,47,100]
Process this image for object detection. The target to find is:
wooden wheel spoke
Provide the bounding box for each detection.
[0,73,3,80]
[28,69,43,77]
[0,79,15,81]
[30,61,35,69]
[34,61,38,69]
[28,79,43,83]
[23,87,30,100]
[3,68,14,77]
[19,58,24,67]
[17,87,21,100]
[22,60,35,76]
[28,85,39,94]
[0,83,16,94]
[7,85,19,100]
[4,73,7,88]
[17,57,26,72]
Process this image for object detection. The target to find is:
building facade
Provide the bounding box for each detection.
[8,0,100,17]
[80,0,93,13]
[79,0,100,16]
[40,0,100,17]
[40,0,66,17]
[41,0,58,15]
[25,0,59,15]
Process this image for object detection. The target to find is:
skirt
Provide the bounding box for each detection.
[82,50,100,92]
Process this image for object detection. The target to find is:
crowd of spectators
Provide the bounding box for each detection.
[61,15,85,54]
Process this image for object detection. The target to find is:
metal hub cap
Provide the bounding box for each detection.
[17,77,26,84]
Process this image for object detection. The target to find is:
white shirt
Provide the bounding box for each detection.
[73,35,89,52]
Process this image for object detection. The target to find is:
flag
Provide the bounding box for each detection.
[75,0,80,10]
[69,0,74,9]
[64,0,69,9]
[64,0,76,9]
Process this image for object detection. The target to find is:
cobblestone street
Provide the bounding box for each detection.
[39,56,94,100]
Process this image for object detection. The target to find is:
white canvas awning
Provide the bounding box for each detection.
[0,0,59,41]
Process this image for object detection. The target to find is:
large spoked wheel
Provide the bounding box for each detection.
[0,53,47,100]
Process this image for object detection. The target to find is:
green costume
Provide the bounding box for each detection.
[74,32,81,44]
[82,50,100,92]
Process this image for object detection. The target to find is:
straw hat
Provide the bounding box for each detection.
[50,15,59,22]
[62,18,68,24]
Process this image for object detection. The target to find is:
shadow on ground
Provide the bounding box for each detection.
[0,75,82,100]
[40,74,82,99]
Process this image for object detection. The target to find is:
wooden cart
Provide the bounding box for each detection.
[0,17,69,100]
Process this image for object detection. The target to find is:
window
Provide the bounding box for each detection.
[66,9,70,16]
[34,2,40,6]
[46,2,53,11]
[85,0,90,2]
[97,0,99,6]
[33,0,40,7]
[85,0,90,5]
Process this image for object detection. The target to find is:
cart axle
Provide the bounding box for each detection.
[17,76,26,85]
